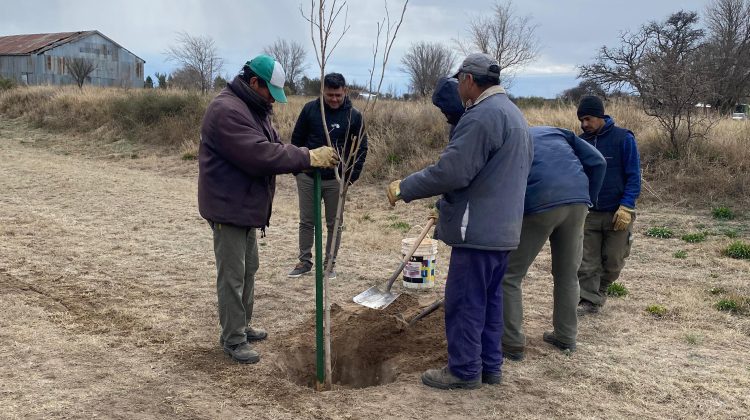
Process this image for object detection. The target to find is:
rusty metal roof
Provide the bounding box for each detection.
[0,31,94,55]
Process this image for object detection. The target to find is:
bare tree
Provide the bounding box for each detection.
[263,39,308,94]
[580,10,715,157]
[703,0,750,113]
[65,57,97,90]
[169,66,202,90]
[302,0,407,391]
[558,79,607,103]
[454,0,540,87]
[401,41,456,97]
[164,32,224,94]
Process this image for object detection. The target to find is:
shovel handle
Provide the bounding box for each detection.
[384,216,436,292]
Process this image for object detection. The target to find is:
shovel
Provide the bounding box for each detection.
[353,216,436,309]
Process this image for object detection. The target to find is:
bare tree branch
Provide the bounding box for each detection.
[164,32,224,94]
[65,57,97,90]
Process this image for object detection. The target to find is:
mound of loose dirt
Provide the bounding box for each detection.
[269,294,447,389]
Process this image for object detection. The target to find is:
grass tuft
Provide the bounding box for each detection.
[646,227,674,239]
[722,241,750,260]
[606,282,629,297]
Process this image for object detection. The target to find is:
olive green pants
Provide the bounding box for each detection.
[211,222,259,346]
[577,211,633,306]
[502,204,588,349]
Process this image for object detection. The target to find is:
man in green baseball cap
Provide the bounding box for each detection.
[199,54,339,364]
[246,54,288,103]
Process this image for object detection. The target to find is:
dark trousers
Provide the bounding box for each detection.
[578,211,633,306]
[211,223,259,346]
[445,247,510,380]
[296,173,342,265]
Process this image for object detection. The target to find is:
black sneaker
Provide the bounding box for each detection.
[577,300,601,316]
[288,261,313,277]
[223,341,260,364]
[542,331,576,352]
[481,371,502,385]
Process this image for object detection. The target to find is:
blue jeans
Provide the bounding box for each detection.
[445,247,510,380]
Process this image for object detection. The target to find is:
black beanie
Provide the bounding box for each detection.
[577,95,605,119]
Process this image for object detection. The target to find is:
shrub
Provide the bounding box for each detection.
[674,250,688,259]
[645,227,674,238]
[646,304,668,317]
[0,76,16,91]
[712,206,735,220]
[606,282,629,297]
[721,228,739,239]
[681,232,706,243]
[389,221,410,232]
[715,298,739,312]
[722,241,750,260]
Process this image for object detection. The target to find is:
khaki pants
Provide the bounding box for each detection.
[296,173,342,266]
[502,204,588,348]
[577,211,633,306]
[212,222,259,346]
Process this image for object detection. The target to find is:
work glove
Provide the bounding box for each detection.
[387,180,402,207]
[428,207,439,222]
[309,146,339,168]
[612,205,635,231]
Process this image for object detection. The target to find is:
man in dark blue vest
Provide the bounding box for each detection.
[576,96,641,314]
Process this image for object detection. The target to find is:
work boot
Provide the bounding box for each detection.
[245,326,267,342]
[502,345,525,362]
[219,327,268,346]
[577,300,601,316]
[421,366,481,390]
[543,331,577,352]
[288,261,312,278]
[481,371,502,385]
[223,341,260,364]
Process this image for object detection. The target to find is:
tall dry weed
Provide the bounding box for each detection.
[1,86,748,205]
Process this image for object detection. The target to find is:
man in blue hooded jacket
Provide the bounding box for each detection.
[502,126,606,360]
[575,96,641,314]
[388,53,533,389]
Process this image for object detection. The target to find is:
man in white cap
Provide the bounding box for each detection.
[388,53,533,389]
[198,55,338,364]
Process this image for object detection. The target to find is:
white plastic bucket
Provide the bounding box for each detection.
[401,237,438,289]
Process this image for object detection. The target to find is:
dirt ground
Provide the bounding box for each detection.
[1,117,749,419]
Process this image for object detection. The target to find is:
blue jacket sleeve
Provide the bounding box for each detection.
[399,115,492,201]
[571,135,606,205]
[620,132,641,208]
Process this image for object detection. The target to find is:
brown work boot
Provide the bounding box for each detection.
[223,341,260,364]
[246,326,267,342]
[421,366,481,390]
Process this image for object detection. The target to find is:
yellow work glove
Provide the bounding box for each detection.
[309,146,339,168]
[387,180,402,207]
[428,207,439,222]
[612,205,635,231]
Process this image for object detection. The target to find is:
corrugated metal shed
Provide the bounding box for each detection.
[0,30,145,88]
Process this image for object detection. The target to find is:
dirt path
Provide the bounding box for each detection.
[1,118,749,419]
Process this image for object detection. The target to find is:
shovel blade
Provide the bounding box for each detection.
[353,285,401,310]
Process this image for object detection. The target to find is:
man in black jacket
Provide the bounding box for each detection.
[288,73,368,279]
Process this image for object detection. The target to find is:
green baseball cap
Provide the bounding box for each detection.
[246,54,287,103]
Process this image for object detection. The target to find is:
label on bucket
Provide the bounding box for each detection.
[402,255,436,289]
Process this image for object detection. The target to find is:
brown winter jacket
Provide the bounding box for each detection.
[198,76,311,228]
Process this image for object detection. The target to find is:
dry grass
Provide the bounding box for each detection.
[2,86,749,206]
[1,118,749,418]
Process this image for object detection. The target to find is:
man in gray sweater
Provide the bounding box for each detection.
[388,53,533,389]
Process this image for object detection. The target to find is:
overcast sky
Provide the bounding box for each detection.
[1,0,712,97]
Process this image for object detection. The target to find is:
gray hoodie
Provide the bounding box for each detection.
[400,88,532,251]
